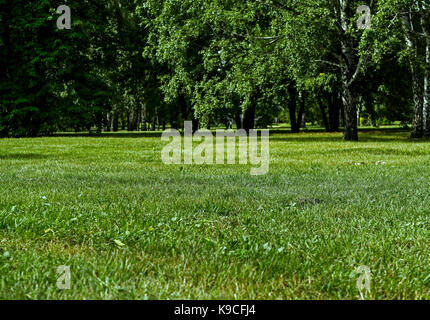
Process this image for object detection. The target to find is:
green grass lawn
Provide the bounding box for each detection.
[1,129,430,299]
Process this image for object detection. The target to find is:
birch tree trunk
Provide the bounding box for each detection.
[424,36,430,138]
[421,6,430,138]
[339,0,359,141]
[401,11,424,138]
[341,78,359,140]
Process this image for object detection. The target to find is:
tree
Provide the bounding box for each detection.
[370,0,430,138]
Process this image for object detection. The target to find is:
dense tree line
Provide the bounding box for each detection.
[0,0,429,140]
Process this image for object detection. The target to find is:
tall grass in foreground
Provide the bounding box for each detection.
[0,130,430,299]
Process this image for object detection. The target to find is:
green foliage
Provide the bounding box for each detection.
[1,0,427,136]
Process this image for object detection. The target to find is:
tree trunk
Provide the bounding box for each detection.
[424,41,430,138]
[328,91,341,132]
[422,10,430,138]
[410,63,424,138]
[339,0,359,141]
[342,83,358,141]
[121,116,126,131]
[235,113,242,130]
[301,112,306,128]
[151,117,156,131]
[319,97,330,132]
[178,94,199,132]
[136,105,141,131]
[288,86,299,133]
[340,102,345,128]
[298,92,306,129]
[243,105,256,133]
[96,113,103,134]
[127,111,134,131]
[192,119,200,132]
[402,12,424,138]
[105,112,111,132]
[112,112,119,132]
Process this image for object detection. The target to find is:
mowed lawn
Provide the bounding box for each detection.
[1,130,430,300]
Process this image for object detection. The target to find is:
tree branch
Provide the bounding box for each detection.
[314,59,342,69]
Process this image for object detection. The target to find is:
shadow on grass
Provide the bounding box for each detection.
[35,128,428,145]
[270,136,343,143]
[51,132,163,138]
[317,147,430,156]
[0,153,51,160]
[270,129,416,143]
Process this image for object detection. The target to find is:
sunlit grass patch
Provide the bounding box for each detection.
[1,130,430,299]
